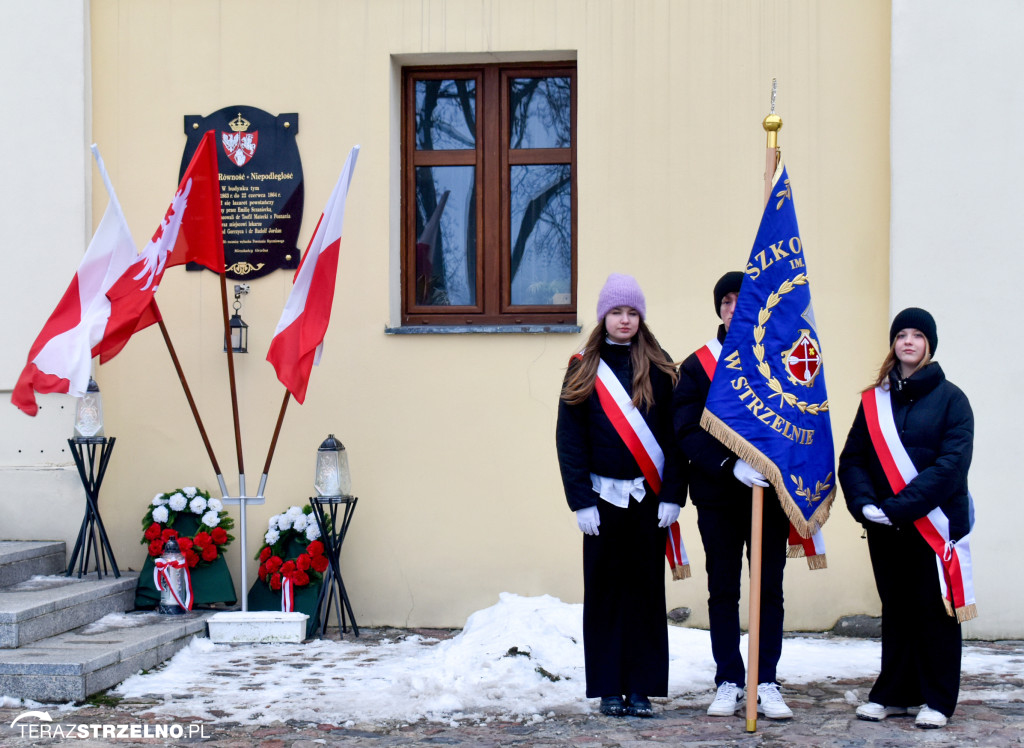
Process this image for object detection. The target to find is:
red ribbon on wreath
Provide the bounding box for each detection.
[154,558,194,611]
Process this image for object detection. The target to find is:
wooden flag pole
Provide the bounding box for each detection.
[746,79,782,734]
[156,311,228,498]
[256,390,291,498]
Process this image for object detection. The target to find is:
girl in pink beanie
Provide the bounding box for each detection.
[556,273,684,717]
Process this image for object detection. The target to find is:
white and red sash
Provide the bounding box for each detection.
[154,558,194,611]
[281,575,296,613]
[574,352,690,580]
[695,338,828,569]
[861,387,977,622]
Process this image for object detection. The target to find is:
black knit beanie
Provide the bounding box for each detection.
[713,272,744,318]
[889,307,937,355]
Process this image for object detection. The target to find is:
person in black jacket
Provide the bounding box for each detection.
[838,307,974,730]
[556,273,685,718]
[672,271,794,720]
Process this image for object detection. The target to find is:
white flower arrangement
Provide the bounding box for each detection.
[152,505,169,523]
[201,510,221,527]
[189,496,208,514]
[168,492,187,511]
[261,505,324,548]
[207,498,223,513]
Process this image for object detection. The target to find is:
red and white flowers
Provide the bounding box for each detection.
[140,486,234,568]
[254,505,329,592]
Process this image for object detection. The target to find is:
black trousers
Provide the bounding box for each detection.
[696,494,790,686]
[582,492,668,698]
[866,524,962,717]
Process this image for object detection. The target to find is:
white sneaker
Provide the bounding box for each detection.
[915,706,948,729]
[756,682,793,719]
[706,681,743,716]
[856,702,908,721]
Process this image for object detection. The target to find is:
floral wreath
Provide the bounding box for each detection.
[140,487,234,568]
[254,505,330,592]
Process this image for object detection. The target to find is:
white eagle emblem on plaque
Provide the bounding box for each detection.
[221,112,258,166]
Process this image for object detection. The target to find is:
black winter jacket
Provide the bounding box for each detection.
[556,340,686,512]
[672,325,777,507]
[838,362,973,540]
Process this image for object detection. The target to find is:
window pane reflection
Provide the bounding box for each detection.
[415,79,476,150]
[509,77,571,149]
[510,165,571,305]
[415,166,476,306]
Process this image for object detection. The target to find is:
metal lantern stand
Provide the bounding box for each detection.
[66,436,120,578]
[309,495,359,638]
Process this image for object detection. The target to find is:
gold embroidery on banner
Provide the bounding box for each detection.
[752,273,829,414]
[791,472,833,505]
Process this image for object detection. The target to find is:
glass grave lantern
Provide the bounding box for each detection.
[315,434,351,497]
[73,377,104,439]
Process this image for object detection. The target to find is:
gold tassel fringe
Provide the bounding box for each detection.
[805,554,827,570]
[700,410,835,539]
[955,603,978,623]
[672,564,691,581]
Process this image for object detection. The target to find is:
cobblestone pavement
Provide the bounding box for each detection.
[1,631,1021,747]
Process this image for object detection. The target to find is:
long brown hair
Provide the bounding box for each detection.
[864,339,933,392]
[561,318,678,410]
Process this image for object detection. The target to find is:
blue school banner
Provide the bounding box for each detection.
[701,163,835,537]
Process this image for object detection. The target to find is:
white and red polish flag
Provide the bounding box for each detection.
[12,146,138,416]
[94,130,225,363]
[267,146,359,404]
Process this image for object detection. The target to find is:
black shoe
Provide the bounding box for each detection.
[626,694,653,717]
[599,695,626,717]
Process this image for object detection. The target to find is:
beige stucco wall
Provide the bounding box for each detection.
[890,0,1024,640]
[3,0,892,631]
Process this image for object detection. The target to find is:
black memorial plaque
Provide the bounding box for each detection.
[182,106,303,279]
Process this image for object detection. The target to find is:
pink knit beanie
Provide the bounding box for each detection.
[596,273,646,321]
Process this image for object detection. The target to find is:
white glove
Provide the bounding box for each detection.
[576,506,600,535]
[733,459,769,488]
[862,504,893,526]
[657,502,680,528]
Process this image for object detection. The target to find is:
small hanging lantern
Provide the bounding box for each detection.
[315,434,352,497]
[73,377,104,439]
[154,538,193,615]
[224,284,249,354]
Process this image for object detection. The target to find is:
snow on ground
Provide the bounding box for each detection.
[106,593,1024,726]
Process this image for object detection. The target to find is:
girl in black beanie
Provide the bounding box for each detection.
[838,307,975,730]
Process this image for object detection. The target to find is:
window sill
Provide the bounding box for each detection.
[384,324,581,335]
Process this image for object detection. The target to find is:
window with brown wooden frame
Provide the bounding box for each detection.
[401,62,577,328]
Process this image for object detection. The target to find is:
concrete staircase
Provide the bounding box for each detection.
[0,541,209,702]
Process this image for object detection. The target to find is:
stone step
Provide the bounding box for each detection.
[0,611,210,702]
[0,574,138,649]
[0,541,66,588]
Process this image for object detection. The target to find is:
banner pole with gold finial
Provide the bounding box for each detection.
[745,78,782,735]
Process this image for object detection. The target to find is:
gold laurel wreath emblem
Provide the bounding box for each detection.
[791,472,833,505]
[752,273,829,414]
